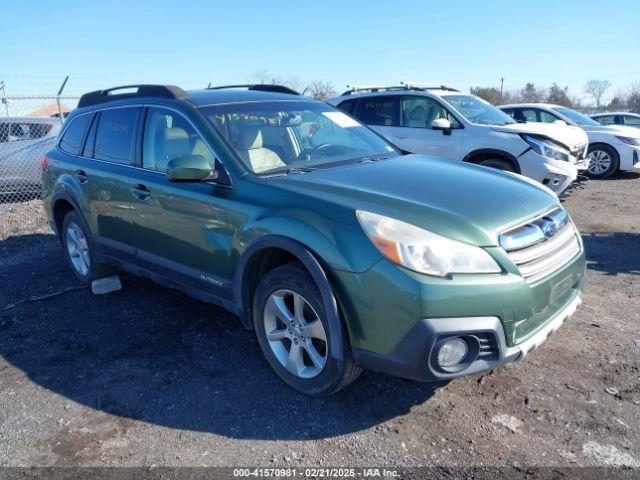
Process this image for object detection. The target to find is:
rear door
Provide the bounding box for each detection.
[78,106,143,263]
[124,106,234,298]
[351,95,400,144]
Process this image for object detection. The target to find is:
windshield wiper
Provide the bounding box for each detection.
[286,166,316,174]
[359,155,389,163]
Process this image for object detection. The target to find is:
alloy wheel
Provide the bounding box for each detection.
[263,289,328,379]
[588,149,611,175]
[66,222,91,276]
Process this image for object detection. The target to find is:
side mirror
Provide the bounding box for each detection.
[553,120,568,126]
[166,155,217,182]
[431,118,452,135]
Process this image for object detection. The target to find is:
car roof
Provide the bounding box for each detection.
[186,88,307,106]
[591,112,640,117]
[329,88,462,103]
[499,103,562,109]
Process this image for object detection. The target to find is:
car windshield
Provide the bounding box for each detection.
[553,107,600,126]
[200,101,398,174]
[441,95,515,126]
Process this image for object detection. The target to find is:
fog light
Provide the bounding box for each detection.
[437,337,468,367]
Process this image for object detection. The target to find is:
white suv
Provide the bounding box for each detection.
[500,103,640,179]
[329,85,589,195]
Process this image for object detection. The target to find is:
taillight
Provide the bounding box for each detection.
[41,155,49,172]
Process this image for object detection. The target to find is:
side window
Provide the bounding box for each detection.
[142,107,216,173]
[594,115,615,125]
[538,110,559,123]
[94,108,140,164]
[623,115,640,126]
[59,114,92,155]
[354,96,399,126]
[401,96,461,128]
[520,109,538,122]
[337,99,358,115]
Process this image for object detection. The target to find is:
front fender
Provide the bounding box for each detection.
[235,208,380,274]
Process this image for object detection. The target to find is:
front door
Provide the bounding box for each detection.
[382,95,463,160]
[127,106,234,299]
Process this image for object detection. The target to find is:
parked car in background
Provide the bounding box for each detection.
[329,84,588,195]
[0,116,62,197]
[591,112,640,129]
[500,104,640,179]
[42,84,586,395]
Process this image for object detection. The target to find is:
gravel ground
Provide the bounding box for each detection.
[0,174,638,473]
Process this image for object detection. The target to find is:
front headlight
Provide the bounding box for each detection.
[522,134,570,162]
[357,210,501,277]
[615,135,640,146]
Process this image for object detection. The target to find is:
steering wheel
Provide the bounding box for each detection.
[298,143,332,161]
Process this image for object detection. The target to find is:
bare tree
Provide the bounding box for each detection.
[305,80,337,101]
[469,87,501,105]
[584,79,612,108]
[520,82,545,102]
[246,70,304,93]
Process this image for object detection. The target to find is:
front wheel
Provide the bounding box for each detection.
[252,263,362,396]
[587,144,619,179]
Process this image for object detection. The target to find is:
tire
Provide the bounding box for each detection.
[61,210,112,283]
[477,157,516,172]
[252,262,362,396]
[587,144,619,179]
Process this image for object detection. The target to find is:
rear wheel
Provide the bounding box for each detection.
[253,263,362,396]
[61,210,111,283]
[587,144,619,179]
[477,157,516,172]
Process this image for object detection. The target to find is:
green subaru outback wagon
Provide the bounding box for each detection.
[42,84,586,396]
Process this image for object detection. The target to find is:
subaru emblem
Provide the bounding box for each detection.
[541,221,558,238]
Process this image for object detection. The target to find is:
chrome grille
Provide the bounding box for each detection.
[499,208,581,284]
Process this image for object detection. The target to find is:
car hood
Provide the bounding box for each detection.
[266,155,559,247]
[491,122,588,149]
[580,124,640,138]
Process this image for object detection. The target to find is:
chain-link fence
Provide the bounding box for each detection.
[0,94,79,203]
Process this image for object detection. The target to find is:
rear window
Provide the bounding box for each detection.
[59,115,92,155]
[94,108,140,164]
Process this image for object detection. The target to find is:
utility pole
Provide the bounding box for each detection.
[500,77,504,103]
[0,81,9,117]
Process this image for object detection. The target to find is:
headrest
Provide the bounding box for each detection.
[237,125,263,150]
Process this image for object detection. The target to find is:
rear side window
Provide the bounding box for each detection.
[337,99,358,115]
[59,114,92,155]
[354,96,399,126]
[94,108,140,164]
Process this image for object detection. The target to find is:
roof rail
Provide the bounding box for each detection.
[341,83,460,96]
[341,85,405,95]
[78,85,189,108]
[206,84,300,95]
[401,82,459,92]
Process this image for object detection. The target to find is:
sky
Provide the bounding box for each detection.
[1,0,639,103]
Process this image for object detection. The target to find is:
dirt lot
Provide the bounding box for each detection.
[0,175,639,473]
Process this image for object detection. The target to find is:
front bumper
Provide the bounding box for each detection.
[517,150,578,195]
[352,290,582,382]
[334,248,586,383]
[617,144,640,171]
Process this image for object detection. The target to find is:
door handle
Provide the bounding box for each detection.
[131,183,151,200]
[75,169,88,184]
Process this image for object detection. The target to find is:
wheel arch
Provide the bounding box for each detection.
[51,191,83,235]
[234,235,345,361]
[463,148,521,174]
